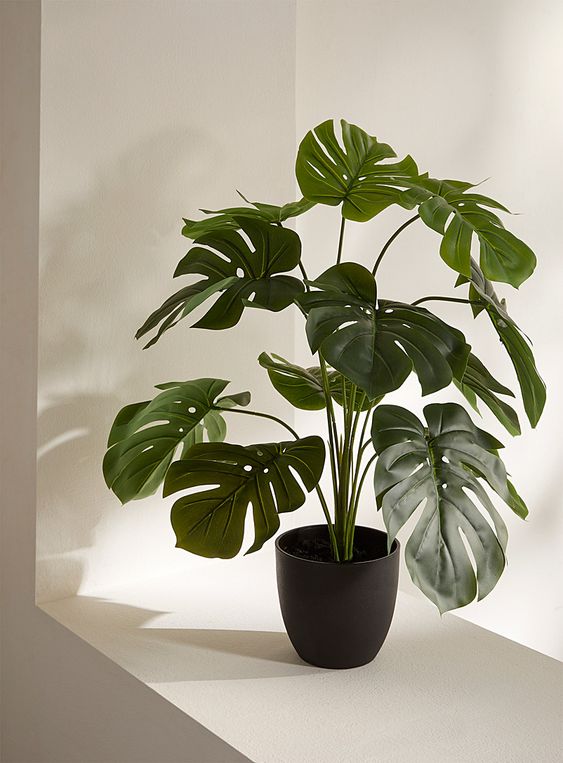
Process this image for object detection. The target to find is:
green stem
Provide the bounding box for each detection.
[221,407,299,439]
[298,261,310,286]
[336,216,346,264]
[412,295,481,307]
[344,404,373,556]
[345,453,378,557]
[372,214,420,275]
[319,358,340,529]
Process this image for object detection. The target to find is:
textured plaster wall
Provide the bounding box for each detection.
[295,0,563,659]
[37,0,298,602]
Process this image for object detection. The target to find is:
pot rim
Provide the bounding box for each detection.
[275,524,400,566]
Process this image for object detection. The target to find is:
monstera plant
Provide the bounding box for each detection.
[104,119,545,642]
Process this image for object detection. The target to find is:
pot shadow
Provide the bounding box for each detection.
[42,595,323,683]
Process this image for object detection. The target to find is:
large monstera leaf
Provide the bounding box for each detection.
[136,217,303,347]
[457,261,546,427]
[181,195,315,240]
[455,352,521,436]
[163,437,325,558]
[296,263,470,399]
[403,177,536,288]
[258,352,374,411]
[296,119,418,221]
[371,403,527,613]
[103,378,250,503]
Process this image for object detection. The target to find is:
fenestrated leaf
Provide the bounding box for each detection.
[181,195,315,240]
[136,217,304,345]
[372,403,527,613]
[164,436,325,558]
[296,263,470,399]
[135,277,237,349]
[454,352,521,436]
[457,260,546,427]
[406,177,536,288]
[103,378,250,503]
[296,119,418,221]
[258,352,374,411]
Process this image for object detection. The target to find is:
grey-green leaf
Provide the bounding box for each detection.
[164,437,325,558]
[372,402,527,613]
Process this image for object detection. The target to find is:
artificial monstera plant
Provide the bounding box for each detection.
[103,119,545,614]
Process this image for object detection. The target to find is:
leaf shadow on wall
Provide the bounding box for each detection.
[36,127,230,602]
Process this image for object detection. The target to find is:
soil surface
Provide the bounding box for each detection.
[287,536,375,563]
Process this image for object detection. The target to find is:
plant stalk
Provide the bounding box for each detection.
[372,214,420,275]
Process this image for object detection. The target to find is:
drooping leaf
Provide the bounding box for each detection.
[258,353,326,410]
[136,217,304,345]
[372,403,527,613]
[296,119,418,221]
[164,437,325,558]
[181,196,315,240]
[103,378,250,503]
[258,352,374,411]
[296,263,470,399]
[454,352,521,436]
[406,177,536,288]
[457,261,546,427]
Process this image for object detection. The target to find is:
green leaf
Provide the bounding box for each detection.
[296,119,418,221]
[454,352,521,436]
[258,352,374,411]
[181,196,315,240]
[259,353,326,410]
[372,403,527,613]
[103,378,250,503]
[457,261,546,427]
[297,263,470,399]
[136,217,304,344]
[412,178,536,288]
[163,437,325,558]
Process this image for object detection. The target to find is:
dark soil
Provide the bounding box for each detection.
[287,536,375,563]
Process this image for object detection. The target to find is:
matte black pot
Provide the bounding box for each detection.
[275,525,400,669]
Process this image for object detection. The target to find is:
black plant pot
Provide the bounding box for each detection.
[275,524,400,669]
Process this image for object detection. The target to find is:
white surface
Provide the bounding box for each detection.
[295,0,563,660]
[42,563,563,763]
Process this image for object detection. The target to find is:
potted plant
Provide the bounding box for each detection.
[103,119,545,669]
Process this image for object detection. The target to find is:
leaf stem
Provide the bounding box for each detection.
[336,216,346,264]
[220,407,299,439]
[372,214,420,275]
[412,295,481,307]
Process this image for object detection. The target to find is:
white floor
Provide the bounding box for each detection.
[40,562,562,763]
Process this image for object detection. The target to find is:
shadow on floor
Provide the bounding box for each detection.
[41,595,325,683]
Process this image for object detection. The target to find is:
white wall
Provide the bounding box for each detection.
[34,0,561,663]
[37,0,298,601]
[1,2,250,761]
[295,0,563,659]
